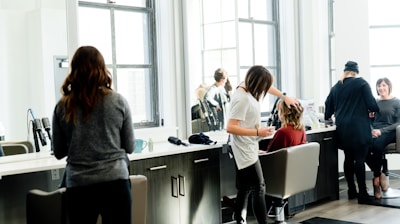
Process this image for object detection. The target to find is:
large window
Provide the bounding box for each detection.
[200,0,280,113]
[78,0,159,128]
[369,0,400,97]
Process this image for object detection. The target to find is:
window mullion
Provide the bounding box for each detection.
[110,8,118,88]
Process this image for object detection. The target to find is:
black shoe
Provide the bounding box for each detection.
[348,189,358,200]
[358,193,376,205]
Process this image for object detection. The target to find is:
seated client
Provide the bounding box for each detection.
[366,77,400,199]
[262,99,306,153]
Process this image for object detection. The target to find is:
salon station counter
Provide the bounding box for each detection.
[0,126,337,224]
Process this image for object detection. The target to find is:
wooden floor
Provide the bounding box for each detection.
[244,174,400,224]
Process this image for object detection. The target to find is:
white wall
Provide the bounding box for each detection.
[335,0,371,82]
[0,0,67,144]
[298,0,330,106]
[0,9,31,140]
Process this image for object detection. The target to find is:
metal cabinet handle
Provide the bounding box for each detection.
[171,176,178,198]
[323,137,333,141]
[179,175,185,196]
[149,165,167,171]
[194,158,209,163]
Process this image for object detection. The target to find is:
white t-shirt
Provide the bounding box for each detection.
[229,90,261,170]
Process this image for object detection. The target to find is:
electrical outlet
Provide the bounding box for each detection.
[51,169,60,180]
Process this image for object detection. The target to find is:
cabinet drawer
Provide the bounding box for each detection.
[131,156,174,175]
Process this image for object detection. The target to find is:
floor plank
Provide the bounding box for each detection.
[243,174,400,224]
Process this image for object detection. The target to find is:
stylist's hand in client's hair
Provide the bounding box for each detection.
[284,95,300,109]
[258,126,276,137]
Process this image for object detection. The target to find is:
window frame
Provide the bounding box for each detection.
[78,0,160,128]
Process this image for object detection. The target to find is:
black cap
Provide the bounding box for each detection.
[344,61,359,74]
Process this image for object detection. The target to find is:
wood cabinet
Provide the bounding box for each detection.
[310,131,339,201]
[130,148,221,224]
[184,149,221,223]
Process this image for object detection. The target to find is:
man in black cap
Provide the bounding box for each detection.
[325,60,379,204]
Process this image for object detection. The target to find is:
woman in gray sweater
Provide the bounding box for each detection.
[366,77,400,199]
[52,46,134,224]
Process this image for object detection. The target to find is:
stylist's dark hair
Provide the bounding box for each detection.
[245,65,273,101]
[376,77,392,95]
[60,46,113,124]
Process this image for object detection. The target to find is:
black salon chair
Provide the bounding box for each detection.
[380,125,400,198]
[260,142,320,223]
[26,188,67,224]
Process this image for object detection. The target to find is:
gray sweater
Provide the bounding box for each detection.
[52,91,134,187]
[373,97,400,134]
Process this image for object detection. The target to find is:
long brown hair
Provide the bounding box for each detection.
[60,46,112,123]
[244,65,273,101]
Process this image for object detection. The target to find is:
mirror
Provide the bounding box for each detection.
[185,1,279,135]
[0,0,67,153]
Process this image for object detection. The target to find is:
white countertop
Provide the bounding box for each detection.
[0,125,336,179]
[0,141,224,180]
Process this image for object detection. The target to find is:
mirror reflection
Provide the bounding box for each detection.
[189,0,278,134]
[191,69,232,134]
[0,0,67,157]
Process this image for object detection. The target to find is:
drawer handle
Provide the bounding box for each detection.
[149,165,167,171]
[171,176,178,198]
[179,175,185,196]
[323,137,333,141]
[194,158,209,163]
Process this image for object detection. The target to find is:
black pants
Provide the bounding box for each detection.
[343,144,369,194]
[366,131,396,177]
[234,160,266,224]
[66,179,132,224]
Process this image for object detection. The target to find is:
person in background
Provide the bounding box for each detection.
[262,99,306,153]
[325,61,379,204]
[204,68,229,130]
[225,77,233,102]
[366,77,400,199]
[227,65,276,224]
[52,46,134,224]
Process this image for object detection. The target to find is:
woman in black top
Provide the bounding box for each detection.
[325,61,379,204]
